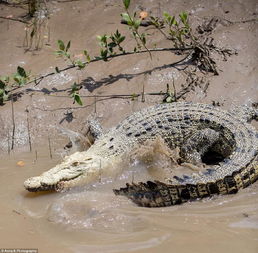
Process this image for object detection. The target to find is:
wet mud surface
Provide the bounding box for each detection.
[0,0,258,252]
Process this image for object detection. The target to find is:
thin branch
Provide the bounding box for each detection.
[44,91,167,98]
[56,0,82,2]
[9,46,193,93]
[31,84,196,112]
[154,25,170,40]
[124,9,153,59]
[0,16,29,24]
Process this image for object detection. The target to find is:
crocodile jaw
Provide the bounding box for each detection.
[24,176,54,192]
[24,174,85,192]
[24,151,106,192]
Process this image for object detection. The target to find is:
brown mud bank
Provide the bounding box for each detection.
[0,0,258,252]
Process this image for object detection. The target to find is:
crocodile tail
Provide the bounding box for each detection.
[113,161,258,207]
[113,180,219,207]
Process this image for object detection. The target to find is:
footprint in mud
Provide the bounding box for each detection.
[47,191,149,233]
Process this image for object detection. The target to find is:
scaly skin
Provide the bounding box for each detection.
[24,102,258,208]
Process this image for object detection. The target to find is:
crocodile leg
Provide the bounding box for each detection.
[61,117,104,152]
[60,128,90,152]
[228,104,258,122]
[87,117,104,140]
[180,128,220,164]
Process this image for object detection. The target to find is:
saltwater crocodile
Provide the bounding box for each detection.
[24,102,258,207]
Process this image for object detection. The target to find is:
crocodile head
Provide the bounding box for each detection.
[24,151,105,192]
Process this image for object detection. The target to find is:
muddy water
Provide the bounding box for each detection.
[0,145,258,253]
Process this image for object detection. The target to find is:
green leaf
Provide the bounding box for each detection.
[101,35,108,43]
[166,96,174,103]
[118,35,125,43]
[13,71,27,86]
[163,12,170,18]
[169,30,176,36]
[13,75,21,85]
[64,52,70,59]
[97,35,109,48]
[179,12,188,24]
[17,66,27,77]
[100,49,108,60]
[66,41,71,52]
[171,16,177,26]
[83,50,91,62]
[121,13,132,25]
[96,35,102,41]
[74,94,83,106]
[71,82,79,93]
[0,80,6,89]
[0,87,8,103]
[20,78,27,86]
[141,33,146,45]
[163,12,177,26]
[114,29,121,38]
[134,19,141,29]
[3,92,8,101]
[108,42,117,48]
[75,60,86,69]
[57,40,65,51]
[94,56,102,60]
[54,50,64,56]
[0,76,9,83]
[123,0,130,9]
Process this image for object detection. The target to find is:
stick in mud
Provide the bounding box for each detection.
[7,130,10,155]
[141,83,145,102]
[34,150,38,163]
[26,108,32,152]
[48,136,53,159]
[172,77,177,102]
[11,95,15,150]
[99,159,102,183]
[131,171,135,184]
[94,95,97,113]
